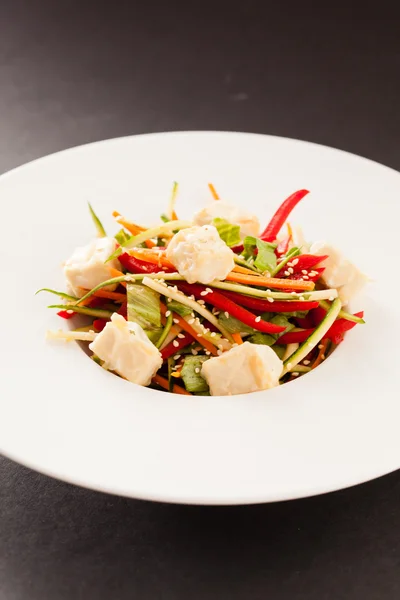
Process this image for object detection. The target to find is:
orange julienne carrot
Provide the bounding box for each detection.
[160,303,218,356]
[129,249,176,270]
[225,272,315,291]
[112,211,155,248]
[75,286,127,307]
[232,333,244,345]
[108,267,128,288]
[152,373,191,395]
[232,264,261,276]
[208,183,220,200]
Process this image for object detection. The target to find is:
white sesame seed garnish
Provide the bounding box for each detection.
[174,354,181,360]
[173,318,180,324]
[318,344,324,349]
[287,363,292,369]
[267,297,274,303]
[205,351,211,355]
[66,310,74,314]
[321,354,326,360]
[206,288,212,293]
[191,349,198,355]
[255,316,261,322]
[284,270,290,276]
[288,267,294,274]
[302,270,308,275]
[210,332,216,337]
[299,296,305,301]
[287,261,293,267]
[198,300,205,305]
[200,291,209,296]
[213,311,220,316]
[292,372,299,377]
[291,291,297,296]
[329,296,335,301]
[218,344,224,350]
[173,340,179,347]
[292,258,299,266]
[224,311,229,318]
[188,318,195,324]
[302,275,309,280]
[217,349,223,355]
[167,297,172,302]
[165,310,171,317]
[303,360,311,365]
[177,333,185,339]
[195,367,200,374]
[197,333,202,337]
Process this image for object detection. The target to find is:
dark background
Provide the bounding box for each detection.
[1,2,400,599]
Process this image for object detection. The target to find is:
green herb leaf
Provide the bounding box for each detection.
[270,315,295,338]
[212,218,241,247]
[247,332,276,346]
[115,228,131,245]
[181,356,209,393]
[217,312,256,334]
[88,202,107,237]
[242,236,277,273]
[127,283,161,329]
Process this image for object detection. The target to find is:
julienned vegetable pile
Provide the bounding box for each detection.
[38,185,367,396]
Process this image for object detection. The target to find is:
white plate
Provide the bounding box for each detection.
[0,132,399,505]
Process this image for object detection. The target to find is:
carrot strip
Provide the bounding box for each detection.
[160,303,218,356]
[225,272,315,291]
[129,249,176,270]
[232,332,244,345]
[311,338,329,369]
[208,183,220,200]
[152,373,191,395]
[232,264,261,276]
[91,289,126,302]
[108,267,127,288]
[112,211,155,248]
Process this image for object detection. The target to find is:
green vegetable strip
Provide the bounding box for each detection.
[243,236,278,273]
[36,288,77,301]
[218,312,256,334]
[247,332,276,346]
[127,283,161,329]
[281,298,342,375]
[319,300,365,324]
[213,218,241,247]
[208,280,338,301]
[142,277,234,342]
[167,300,192,317]
[271,247,301,276]
[74,273,184,306]
[88,202,107,237]
[233,255,260,273]
[115,228,131,245]
[48,305,114,318]
[181,356,209,393]
[155,311,173,349]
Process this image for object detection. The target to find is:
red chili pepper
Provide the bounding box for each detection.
[276,235,291,256]
[214,288,319,313]
[278,329,314,344]
[231,243,244,254]
[117,301,128,319]
[309,306,327,327]
[294,313,315,329]
[291,254,328,271]
[260,190,309,242]
[177,282,285,334]
[57,310,75,319]
[161,332,194,360]
[119,252,163,274]
[290,267,325,283]
[278,311,364,345]
[93,318,108,332]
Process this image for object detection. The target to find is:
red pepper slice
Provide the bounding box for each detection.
[278,311,364,345]
[260,189,309,242]
[117,301,128,319]
[276,235,291,256]
[291,254,328,271]
[119,252,164,274]
[161,332,194,360]
[290,267,325,283]
[214,288,319,313]
[92,318,108,332]
[278,329,314,344]
[57,310,75,319]
[177,282,285,334]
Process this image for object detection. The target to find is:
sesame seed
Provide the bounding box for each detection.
[291,291,297,296]
[200,291,209,296]
[189,295,195,301]
[217,349,223,355]
[210,332,216,337]
[302,270,308,275]
[267,297,274,303]
[292,372,299,377]
[288,267,294,274]
[292,258,299,266]
[167,297,172,302]
[165,310,171,317]
[224,311,229,318]
[213,311,220,316]
[218,344,224,350]
[287,261,293,267]
[303,275,309,280]
[287,363,292,369]
[197,333,202,337]
[66,310,74,315]
[178,333,185,339]
[318,344,324,349]
[173,354,181,360]
[198,300,205,305]
[205,351,211,355]
[173,340,179,347]
[303,360,310,365]
[309,271,318,276]
[188,318,195,324]
[299,296,305,301]
[321,354,326,360]
[191,349,198,355]
[191,312,195,317]
[255,316,261,322]
[173,318,180,324]
[284,270,290,276]
[206,288,212,293]
[195,367,200,374]
[329,296,335,301]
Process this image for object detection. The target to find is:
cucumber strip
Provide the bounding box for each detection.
[48,304,114,318]
[155,311,173,349]
[281,298,342,376]
[289,364,311,373]
[142,277,234,343]
[36,288,77,301]
[209,280,338,302]
[319,300,365,324]
[46,329,98,342]
[88,202,107,237]
[233,255,261,273]
[282,343,299,361]
[271,247,301,277]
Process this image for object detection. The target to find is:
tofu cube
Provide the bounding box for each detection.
[201,342,283,396]
[166,225,235,284]
[194,200,260,239]
[89,313,162,386]
[310,241,368,305]
[64,237,120,297]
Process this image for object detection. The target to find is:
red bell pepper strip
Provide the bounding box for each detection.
[161,332,194,360]
[290,267,325,283]
[290,254,328,271]
[276,235,291,256]
[294,313,315,329]
[93,318,108,332]
[212,288,319,313]
[57,310,74,319]
[177,282,285,334]
[231,243,244,254]
[278,311,364,345]
[119,252,164,274]
[117,300,128,319]
[309,306,328,327]
[260,189,309,242]
[278,329,314,344]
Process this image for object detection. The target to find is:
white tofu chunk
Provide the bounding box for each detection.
[310,241,368,305]
[166,225,234,284]
[193,200,260,238]
[201,342,283,396]
[89,313,162,386]
[64,237,120,297]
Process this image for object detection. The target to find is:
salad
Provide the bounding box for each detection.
[39,185,367,396]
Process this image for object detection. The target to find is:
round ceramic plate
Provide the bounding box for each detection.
[0,132,399,505]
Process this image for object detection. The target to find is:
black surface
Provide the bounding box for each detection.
[1,2,400,599]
